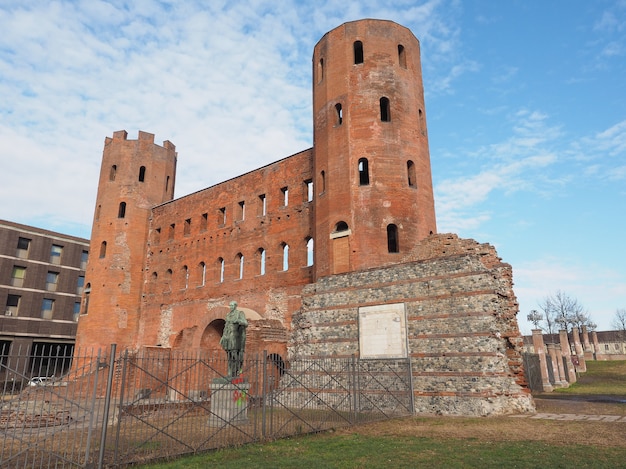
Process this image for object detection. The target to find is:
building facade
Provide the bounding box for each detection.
[0,220,89,380]
[75,19,534,416]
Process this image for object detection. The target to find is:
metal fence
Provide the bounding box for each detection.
[0,344,413,468]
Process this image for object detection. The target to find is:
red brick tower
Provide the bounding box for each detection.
[312,20,437,278]
[75,131,177,352]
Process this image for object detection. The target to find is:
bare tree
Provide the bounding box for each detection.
[613,308,626,340]
[536,290,590,333]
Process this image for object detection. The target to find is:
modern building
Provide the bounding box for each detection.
[0,220,89,380]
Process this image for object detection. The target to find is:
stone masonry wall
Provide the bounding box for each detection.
[290,233,535,416]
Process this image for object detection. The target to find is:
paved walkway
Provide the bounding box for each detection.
[511,413,626,422]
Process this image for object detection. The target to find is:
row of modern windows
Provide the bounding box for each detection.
[4,294,80,322]
[108,164,172,192]
[333,98,425,132]
[8,266,85,295]
[14,237,88,268]
[317,41,409,83]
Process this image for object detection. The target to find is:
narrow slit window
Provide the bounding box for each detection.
[201,213,208,231]
[354,40,363,64]
[418,109,425,135]
[387,224,399,253]
[305,179,314,202]
[118,202,126,218]
[281,187,289,206]
[358,158,370,185]
[398,44,406,68]
[380,97,391,122]
[139,166,146,182]
[306,237,314,267]
[282,243,289,271]
[199,262,206,286]
[184,218,191,236]
[238,201,245,221]
[259,194,267,216]
[407,160,416,188]
[219,258,225,283]
[219,207,226,225]
[110,165,117,181]
[99,241,107,258]
[182,265,189,289]
[259,248,266,275]
[335,103,343,125]
[320,171,326,194]
[166,175,170,192]
[237,253,244,280]
[168,223,175,240]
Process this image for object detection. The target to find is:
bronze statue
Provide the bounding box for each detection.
[220,301,248,378]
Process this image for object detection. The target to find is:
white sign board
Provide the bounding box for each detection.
[358,303,407,359]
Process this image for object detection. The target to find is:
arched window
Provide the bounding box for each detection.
[418,109,425,135]
[358,158,370,185]
[306,237,314,267]
[387,224,399,253]
[380,97,391,122]
[320,170,326,194]
[335,221,349,233]
[139,166,146,182]
[95,204,101,221]
[335,103,343,125]
[109,165,117,181]
[198,262,206,286]
[118,202,126,218]
[354,40,363,64]
[99,241,107,259]
[237,253,244,280]
[318,57,324,83]
[407,160,416,188]
[282,243,289,271]
[218,258,225,283]
[259,248,266,275]
[165,269,173,291]
[398,44,406,68]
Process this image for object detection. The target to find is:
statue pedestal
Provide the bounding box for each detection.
[208,379,250,427]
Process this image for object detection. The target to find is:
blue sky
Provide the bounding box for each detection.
[1,0,624,333]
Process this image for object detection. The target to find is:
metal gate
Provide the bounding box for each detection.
[1,345,414,468]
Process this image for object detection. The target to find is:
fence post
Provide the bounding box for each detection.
[97,344,117,469]
[113,348,129,466]
[261,352,267,438]
[83,349,102,465]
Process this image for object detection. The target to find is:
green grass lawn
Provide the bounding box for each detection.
[142,360,626,468]
[142,433,626,469]
[554,359,626,396]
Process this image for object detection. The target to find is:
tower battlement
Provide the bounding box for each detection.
[105,130,176,152]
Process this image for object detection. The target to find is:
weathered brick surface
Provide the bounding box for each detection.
[76,20,533,416]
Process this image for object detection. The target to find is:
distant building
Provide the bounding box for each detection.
[0,220,89,379]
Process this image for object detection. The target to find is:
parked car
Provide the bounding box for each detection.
[27,376,52,387]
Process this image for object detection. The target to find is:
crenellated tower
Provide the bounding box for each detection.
[312,20,437,278]
[75,130,177,352]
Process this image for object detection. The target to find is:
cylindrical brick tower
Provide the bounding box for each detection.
[75,130,177,352]
[312,20,436,279]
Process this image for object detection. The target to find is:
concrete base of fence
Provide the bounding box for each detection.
[208,381,251,427]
